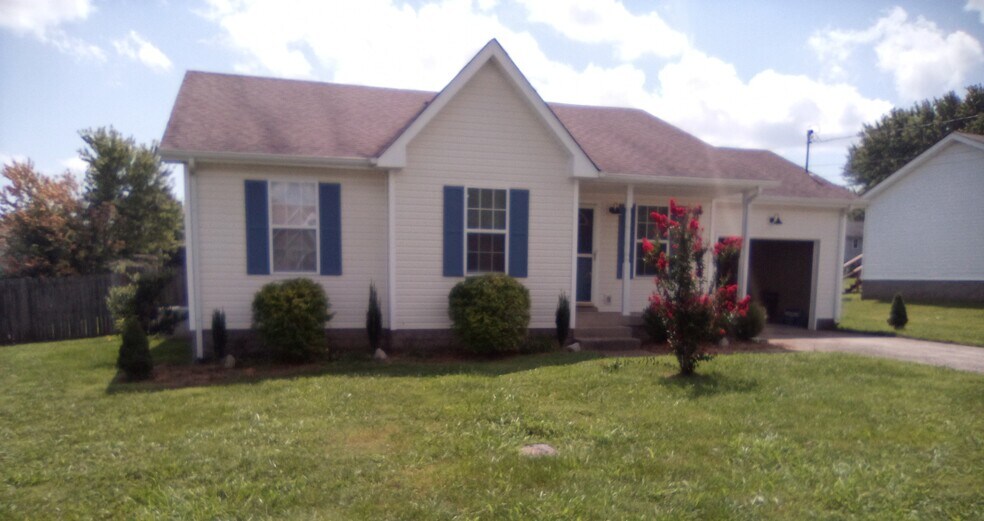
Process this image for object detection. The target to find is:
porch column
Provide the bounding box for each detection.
[621,184,634,316]
[737,188,760,298]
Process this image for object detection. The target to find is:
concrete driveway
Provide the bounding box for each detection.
[761,325,984,374]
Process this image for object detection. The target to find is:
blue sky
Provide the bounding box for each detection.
[2,0,983,199]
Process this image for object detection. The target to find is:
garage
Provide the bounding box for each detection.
[748,239,816,328]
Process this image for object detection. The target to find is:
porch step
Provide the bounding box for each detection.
[575,326,633,338]
[576,311,643,328]
[576,336,642,351]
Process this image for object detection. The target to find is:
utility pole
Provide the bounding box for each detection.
[805,129,814,173]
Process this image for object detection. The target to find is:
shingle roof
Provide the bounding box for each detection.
[161,71,855,200]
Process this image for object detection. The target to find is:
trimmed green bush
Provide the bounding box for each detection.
[117,317,152,380]
[366,282,383,352]
[642,305,668,343]
[888,293,908,330]
[555,293,570,347]
[106,270,175,333]
[211,309,227,359]
[734,302,767,341]
[448,274,530,354]
[252,278,332,362]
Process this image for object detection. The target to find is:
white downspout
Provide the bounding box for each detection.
[621,184,634,316]
[184,159,204,360]
[737,188,760,298]
[833,207,849,323]
[387,170,398,331]
[570,179,579,329]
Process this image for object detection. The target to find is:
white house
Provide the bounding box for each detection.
[160,40,859,358]
[862,132,984,302]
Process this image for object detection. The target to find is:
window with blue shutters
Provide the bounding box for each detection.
[444,186,528,278]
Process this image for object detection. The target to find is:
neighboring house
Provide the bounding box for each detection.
[844,218,863,262]
[862,132,984,302]
[160,40,859,358]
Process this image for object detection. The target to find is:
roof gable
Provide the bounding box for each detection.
[375,39,598,177]
[863,132,984,200]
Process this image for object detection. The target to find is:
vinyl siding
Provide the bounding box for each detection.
[193,163,389,330]
[865,142,984,281]
[393,61,575,329]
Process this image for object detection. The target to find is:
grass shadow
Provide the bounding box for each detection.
[106,349,608,394]
[657,371,759,398]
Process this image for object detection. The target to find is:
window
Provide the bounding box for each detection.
[636,205,669,276]
[852,238,861,249]
[270,182,318,272]
[466,188,507,273]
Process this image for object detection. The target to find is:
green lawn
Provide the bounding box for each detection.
[2,337,982,520]
[840,293,984,347]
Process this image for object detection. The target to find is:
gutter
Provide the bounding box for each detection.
[160,149,379,170]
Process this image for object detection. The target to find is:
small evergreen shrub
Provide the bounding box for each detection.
[117,317,152,380]
[252,278,332,362]
[106,283,137,331]
[106,270,175,333]
[642,304,668,343]
[555,293,570,347]
[888,293,908,330]
[448,274,530,354]
[212,309,228,359]
[733,302,767,341]
[366,282,383,352]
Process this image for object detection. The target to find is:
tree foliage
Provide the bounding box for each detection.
[0,161,84,277]
[78,127,183,271]
[845,84,984,192]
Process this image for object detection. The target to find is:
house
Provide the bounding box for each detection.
[160,39,859,358]
[845,218,863,262]
[862,132,984,302]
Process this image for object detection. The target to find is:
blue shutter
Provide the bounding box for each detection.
[629,204,637,279]
[244,180,270,275]
[508,189,529,278]
[319,183,342,276]
[616,208,625,279]
[443,186,464,277]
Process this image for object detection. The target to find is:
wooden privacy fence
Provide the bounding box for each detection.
[0,271,187,345]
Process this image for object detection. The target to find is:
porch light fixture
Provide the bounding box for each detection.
[769,213,783,225]
[608,203,625,215]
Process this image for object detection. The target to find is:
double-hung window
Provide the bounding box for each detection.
[636,205,669,276]
[270,181,318,272]
[466,188,507,273]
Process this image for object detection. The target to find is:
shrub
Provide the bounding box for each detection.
[733,302,767,341]
[448,274,530,354]
[888,293,908,330]
[555,293,570,347]
[106,283,137,331]
[106,270,175,333]
[366,282,383,352]
[212,309,228,359]
[252,278,332,362]
[642,304,668,343]
[117,317,152,380]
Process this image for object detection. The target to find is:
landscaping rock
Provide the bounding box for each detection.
[520,443,558,457]
[373,348,388,361]
[564,342,581,352]
[222,354,236,369]
[718,337,730,348]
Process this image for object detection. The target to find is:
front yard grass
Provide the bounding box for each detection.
[840,292,984,347]
[1,336,982,520]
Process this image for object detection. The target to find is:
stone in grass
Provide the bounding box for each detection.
[520,443,558,457]
[373,348,388,361]
[564,342,581,352]
[222,354,236,369]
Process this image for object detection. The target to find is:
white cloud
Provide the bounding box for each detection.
[60,156,87,181]
[200,0,894,183]
[516,0,689,61]
[0,152,28,168]
[810,7,984,100]
[114,31,173,72]
[0,0,105,61]
[967,0,984,24]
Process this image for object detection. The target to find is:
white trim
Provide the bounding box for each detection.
[620,184,634,316]
[570,179,579,329]
[808,240,820,330]
[160,149,377,170]
[863,133,984,200]
[376,39,598,178]
[387,170,397,330]
[595,173,779,191]
[737,188,760,298]
[187,160,205,360]
[463,187,509,275]
[834,209,847,322]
